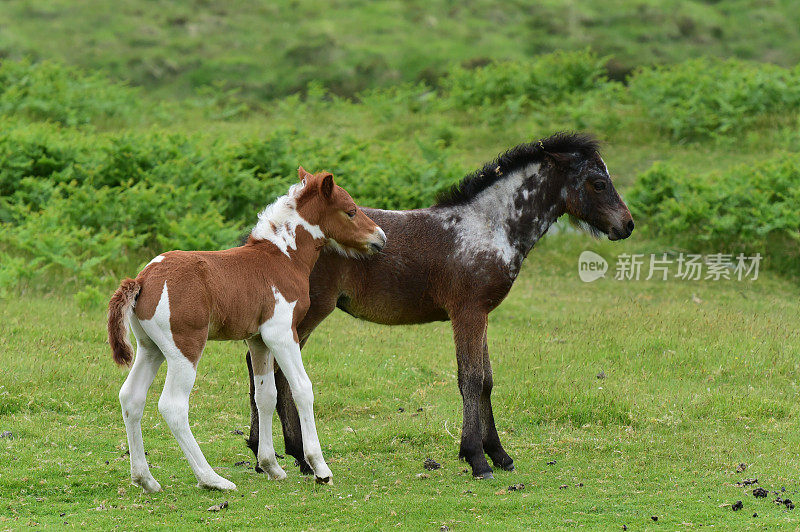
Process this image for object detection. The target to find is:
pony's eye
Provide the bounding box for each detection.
[593,181,606,192]
[347,210,356,219]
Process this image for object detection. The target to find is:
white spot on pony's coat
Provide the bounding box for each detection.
[260,287,297,342]
[137,282,178,358]
[436,163,542,267]
[600,157,610,177]
[251,181,324,256]
[143,255,164,271]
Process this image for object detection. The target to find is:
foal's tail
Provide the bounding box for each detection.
[108,278,141,367]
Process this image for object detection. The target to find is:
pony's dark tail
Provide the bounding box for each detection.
[108,278,141,367]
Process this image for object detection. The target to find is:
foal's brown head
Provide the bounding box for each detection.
[296,167,386,254]
[548,137,634,241]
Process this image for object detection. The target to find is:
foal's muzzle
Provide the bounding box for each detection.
[368,227,387,252]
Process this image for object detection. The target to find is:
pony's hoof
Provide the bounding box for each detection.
[199,476,237,491]
[474,470,494,480]
[133,475,162,493]
[315,475,333,485]
[295,458,314,475]
[493,459,515,472]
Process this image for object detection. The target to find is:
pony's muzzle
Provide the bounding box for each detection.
[369,227,387,252]
[609,218,634,241]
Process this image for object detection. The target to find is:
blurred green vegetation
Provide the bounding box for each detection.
[1,2,799,298]
[1,0,799,102]
[1,49,799,298]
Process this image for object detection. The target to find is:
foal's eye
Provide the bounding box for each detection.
[593,181,606,192]
[346,210,356,219]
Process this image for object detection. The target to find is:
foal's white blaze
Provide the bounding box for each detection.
[133,282,237,491]
[260,288,332,482]
[251,182,324,256]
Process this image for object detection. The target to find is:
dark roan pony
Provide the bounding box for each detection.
[245,132,634,478]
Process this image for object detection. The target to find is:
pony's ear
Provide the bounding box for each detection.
[319,172,334,200]
[298,166,313,181]
[544,151,571,168]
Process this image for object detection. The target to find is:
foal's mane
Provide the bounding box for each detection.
[250,181,307,242]
[434,132,600,207]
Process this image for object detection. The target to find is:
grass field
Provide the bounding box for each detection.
[2,236,799,530]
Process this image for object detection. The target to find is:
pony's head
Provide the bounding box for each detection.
[296,167,386,255]
[543,135,634,241]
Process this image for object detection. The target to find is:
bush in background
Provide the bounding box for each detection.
[0,60,138,127]
[627,58,800,141]
[628,156,800,273]
[443,50,610,109]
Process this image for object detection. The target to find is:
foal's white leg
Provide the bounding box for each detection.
[138,283,235,491]
[119,318,164,493]
[262,328,332,483]
[156,355,236,491]
[246,337,286,480]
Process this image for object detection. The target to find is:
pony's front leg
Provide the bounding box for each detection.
[263,328,332,484]
[480,334,514,471]
[452,311,494,479]
[246,338,286,480]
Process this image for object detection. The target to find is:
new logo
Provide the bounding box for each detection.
[578,251,608,282]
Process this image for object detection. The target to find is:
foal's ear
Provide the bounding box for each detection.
[319,172,334,200]
[298,166,313,181]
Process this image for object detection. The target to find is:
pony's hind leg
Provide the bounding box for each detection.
[246,337,286,480]
[119,319,165,493]
[137,284,235,491]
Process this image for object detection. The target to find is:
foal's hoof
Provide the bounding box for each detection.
[133,475,162,493]
[315,475,333,485]
[199,476,237,491]
[263,465,287,480]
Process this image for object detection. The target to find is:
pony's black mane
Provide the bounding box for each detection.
[434,132,600,207]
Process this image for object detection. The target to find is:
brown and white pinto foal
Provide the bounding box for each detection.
[245,133,634,479]
[108,168,386,492]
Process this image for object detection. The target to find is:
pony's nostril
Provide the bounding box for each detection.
[626,220,635,233]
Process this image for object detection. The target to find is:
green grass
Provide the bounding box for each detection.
[2,236,799,529]
[1,0,799,102]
